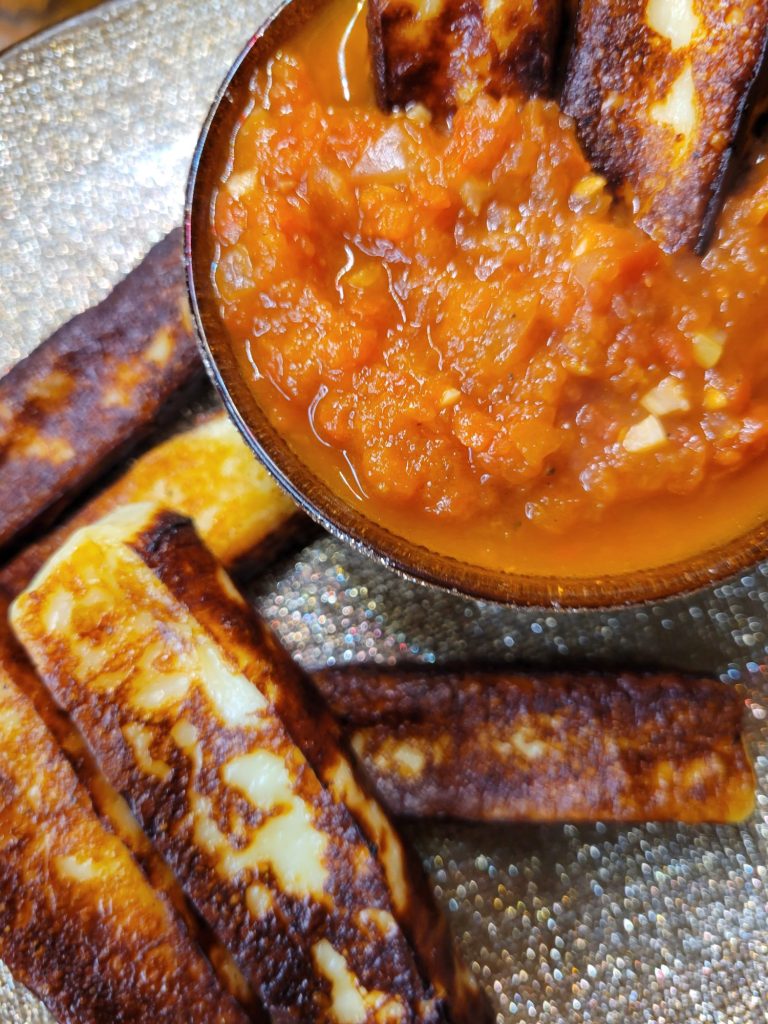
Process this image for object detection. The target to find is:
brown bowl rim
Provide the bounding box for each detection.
[184,0,768,610]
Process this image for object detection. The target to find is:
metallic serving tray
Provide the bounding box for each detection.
[1,2,768,1021]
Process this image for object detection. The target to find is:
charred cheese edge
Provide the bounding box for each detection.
[368,0,562,119]
[0,228,202,555]
[313,666,756,824]
[0,413,307,599]
[0,620,249,1024]
[11,503,489,1024]
[0,599,260,1018]
[563,0,768,252]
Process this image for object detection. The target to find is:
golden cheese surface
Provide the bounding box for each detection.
[0,622,248,1024]
[12,504,488,1024]
[0,412,302,598]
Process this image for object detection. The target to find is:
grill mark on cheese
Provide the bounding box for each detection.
[12,504,489,1024]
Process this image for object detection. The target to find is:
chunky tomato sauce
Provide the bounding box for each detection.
[212,0,768,577]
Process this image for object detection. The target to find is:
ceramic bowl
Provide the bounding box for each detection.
[185,0,768,608]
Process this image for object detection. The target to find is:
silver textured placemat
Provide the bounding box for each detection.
[1,3,768,1022]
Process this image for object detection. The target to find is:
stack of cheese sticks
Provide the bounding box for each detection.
[0,233,754,1024]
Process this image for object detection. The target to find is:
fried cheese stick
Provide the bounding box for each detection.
[0,596,261,1018]
[0,228,202,555]
[5,421,752,827]
[368,0,562,119]
[12,504,489,1024]
[563,0,768,252]
[314,665,756,824]
[0,413,306,598]
[0,620,250,1024]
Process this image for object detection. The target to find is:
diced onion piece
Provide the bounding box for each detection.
[640,377,690,416]
[226,169,258,200]
[569,175,610,215]
[622,414,667,453]
[456,79,483,105]
[353,125,408,177]
[692,329,725,369]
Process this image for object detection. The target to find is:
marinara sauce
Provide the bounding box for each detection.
[211,0,768,577]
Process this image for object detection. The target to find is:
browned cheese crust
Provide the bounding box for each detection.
[0,412,308,600]
[11,504,490,1024]
[562,0,768,252]
[313,665,755,823]
[0,619,249,1024]
[0,594,260,1018]
[368,0,562,118]
[0,228,202,556]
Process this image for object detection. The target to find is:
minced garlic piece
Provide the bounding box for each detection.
[346,264,382,289]
[692,329,725,369]
[622,414,667,453]
[703,386,728,410]
[571,174,607,201]
[439,388,461,409]
[459,178,489,215]
[641,377,690,416]
[404,102,431,125]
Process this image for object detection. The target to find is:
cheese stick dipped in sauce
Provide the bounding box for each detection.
[563,0,768,252]
[11,503,489,1024]
[368,0,562,119]
[211,0,768,584]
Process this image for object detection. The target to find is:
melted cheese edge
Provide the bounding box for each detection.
[646,0,699,50]
[650,63,698,151]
